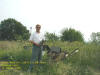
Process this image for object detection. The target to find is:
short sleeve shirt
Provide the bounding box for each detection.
[29,32,45,44]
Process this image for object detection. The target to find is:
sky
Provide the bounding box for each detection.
[0,0,100,41]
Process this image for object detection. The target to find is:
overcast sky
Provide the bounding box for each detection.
[0,0,100,41]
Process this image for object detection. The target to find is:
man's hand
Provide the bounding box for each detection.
[30,41,40,47]
[34,42,40,47]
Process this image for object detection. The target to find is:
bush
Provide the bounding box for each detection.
[61,28,84,42]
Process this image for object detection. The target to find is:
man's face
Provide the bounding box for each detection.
[36,25,41,32]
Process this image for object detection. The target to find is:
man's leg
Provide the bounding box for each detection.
[38,47,42,70]
[28,45,38,72]
[38,48,42,63]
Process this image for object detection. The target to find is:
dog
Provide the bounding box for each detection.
[42,45,79,61]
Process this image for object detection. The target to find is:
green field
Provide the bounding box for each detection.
[0,41,100,75]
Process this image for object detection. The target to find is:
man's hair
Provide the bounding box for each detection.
[36,24,41,27]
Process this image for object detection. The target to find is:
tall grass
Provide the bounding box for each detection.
[0,41,100,75]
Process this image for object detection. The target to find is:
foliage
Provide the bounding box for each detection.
[90,32,100,44]
[45,32,59,41]
[61,28,84,42]
[0,18,30,40]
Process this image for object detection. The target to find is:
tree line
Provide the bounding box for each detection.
[0,18,100,43]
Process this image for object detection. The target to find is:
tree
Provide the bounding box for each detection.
[90,32,100,43]
[0,18,30,40]
[45,32,59,41]
[61,28,84,42]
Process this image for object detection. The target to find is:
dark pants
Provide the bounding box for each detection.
[28,45,42,71]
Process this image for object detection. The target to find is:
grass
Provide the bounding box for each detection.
[0,41,100,75]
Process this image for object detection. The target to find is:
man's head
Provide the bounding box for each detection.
[36,24,41,33]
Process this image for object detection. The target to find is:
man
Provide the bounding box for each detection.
[28,24,44,72]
